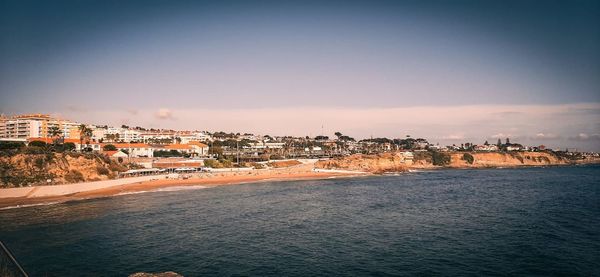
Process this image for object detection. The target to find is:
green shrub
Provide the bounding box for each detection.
[220,159,233,168]
[103,144,117,151]
[96,166,109,175]
[203,159,222,168]
[431,151,451,166]
[413,151,432,162]
[34,157,46,169]
[0,141,25,150]
[23,146,46,154]
[63,142,76,151]
[462,153,474,164]
[28,141,47,148]
[64,170,85,183]
[108,163,127,172]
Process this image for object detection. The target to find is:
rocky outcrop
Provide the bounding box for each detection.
[0,152,128,187]
[315,153,410,173]
[129,272,183,277]
[316,151,575,173]
[446,152,567,168]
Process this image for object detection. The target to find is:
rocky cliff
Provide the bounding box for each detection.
[315,153,410,173]
[315,151,581,173]
[0,152,128,188]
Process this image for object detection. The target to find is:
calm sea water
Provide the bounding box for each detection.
[1,165,599,276]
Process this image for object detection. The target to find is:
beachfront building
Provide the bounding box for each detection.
[162,142,210,157]
[111,143,154,158]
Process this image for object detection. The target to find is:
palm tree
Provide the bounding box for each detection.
[48,126,62,144]
[78,124,93,151]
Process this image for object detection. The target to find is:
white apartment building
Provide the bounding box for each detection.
[0,118,42,138]
[103,127,141,142]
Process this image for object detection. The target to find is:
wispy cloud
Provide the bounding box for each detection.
[441,134,466,140]
[569,133,600,141]
[490,133,518,139]
[532,133,561,140]
[155,108,175,120]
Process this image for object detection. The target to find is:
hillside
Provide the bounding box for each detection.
[315,153,411,173]
[0,152,129,188]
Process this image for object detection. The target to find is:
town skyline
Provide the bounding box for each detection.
[1,109,597,152]
[1,0,599,151]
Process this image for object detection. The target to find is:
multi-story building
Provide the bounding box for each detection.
[0,114,82,139]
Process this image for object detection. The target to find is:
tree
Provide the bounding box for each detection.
[28,141,47,148]
[103,144,117,151]
[63,142,76,151]
[78,124,93,152]
[497,139,502,146]
[334,132,342,139]
[505,137,510,145]
[48,126,61,138]
[484,140,489,145]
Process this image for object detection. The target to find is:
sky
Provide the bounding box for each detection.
[1,0,599,150]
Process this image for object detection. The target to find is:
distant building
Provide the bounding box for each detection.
[111,143,154,158]
[474,144,499,151]
[0,114,80,139]
[506,145,523,151]
[103,150,128,159]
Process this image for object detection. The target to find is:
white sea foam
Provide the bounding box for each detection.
[0,201,61,210]
[155,185,208,192]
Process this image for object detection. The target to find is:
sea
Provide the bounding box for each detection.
[1,165,599,276]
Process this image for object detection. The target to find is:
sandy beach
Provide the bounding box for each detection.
[0,165,366,209]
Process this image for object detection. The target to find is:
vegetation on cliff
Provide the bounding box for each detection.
[315,150,579,173]
[0,141,136,188]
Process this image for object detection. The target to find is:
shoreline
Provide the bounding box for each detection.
[0,169,366,209]
[1,162,598,210]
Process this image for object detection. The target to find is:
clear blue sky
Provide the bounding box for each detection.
[1,0,599,150]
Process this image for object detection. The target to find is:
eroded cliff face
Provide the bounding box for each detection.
[447,152,567,168]
[315,151,572,173]
[315,153,410,173]
[0,153,127,187]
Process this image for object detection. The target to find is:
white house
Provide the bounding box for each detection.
[111,143,154,157]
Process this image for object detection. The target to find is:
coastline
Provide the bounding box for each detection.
[0,168,366,209]
[1,160,598,210]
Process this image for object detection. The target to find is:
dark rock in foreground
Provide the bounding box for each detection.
[129,272,183,277]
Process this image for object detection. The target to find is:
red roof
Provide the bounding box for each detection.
[102,150,118,156]
[111,143,151,149]
[165,144,192,150]
[188,141,209,148]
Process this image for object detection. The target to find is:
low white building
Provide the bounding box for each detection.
[111,143,154,157]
